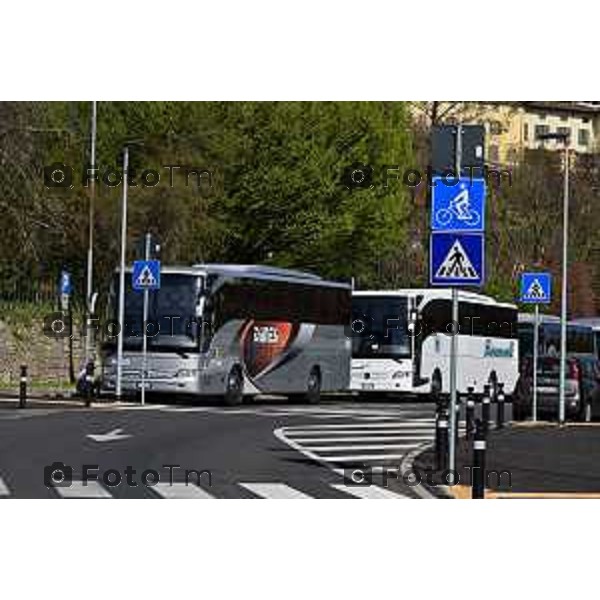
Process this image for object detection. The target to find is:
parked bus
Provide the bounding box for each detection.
[350,289,519,398]
[517,314,596,358]
[101,264,352,405]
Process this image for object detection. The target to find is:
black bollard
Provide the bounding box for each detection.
[435,396,449,472]
[454,396,461,449]
[85,360,94,407]
[19,365,27,409]
[466,386,475,440]
[482,384,491,437]
[496,382,505,429]
[471,419,487,499]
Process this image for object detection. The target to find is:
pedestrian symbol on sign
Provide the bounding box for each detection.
[435,240,478,279]
[523,278,547,301]
[519,272,551,305]
[135,266,157,288]
[430,232,484,287]
[132,260,161,291]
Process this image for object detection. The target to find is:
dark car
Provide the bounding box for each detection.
[514,354,600,421]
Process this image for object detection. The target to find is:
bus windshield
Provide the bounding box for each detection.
[352,296,410,359]
[108,273,204,351]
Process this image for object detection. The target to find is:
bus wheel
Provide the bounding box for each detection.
[306,367,322,404]
[224,366,244,406]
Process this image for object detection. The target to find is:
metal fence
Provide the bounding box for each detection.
[0,277,58,305]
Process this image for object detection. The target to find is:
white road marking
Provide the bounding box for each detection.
[332,484,410,499]
[291,435,432,443]
[0,477,10,497]
[307,444,416,452]
[150,483,215,499]
[319,454,407,462]
[284,422,434,431]
[86,428,132,442]
[371,466,399,474]
[288,430,432,437]
[240,483,313,499]
[53,481,113,498]
[159,407,216,413]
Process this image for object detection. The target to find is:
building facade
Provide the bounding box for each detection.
[410,101,600,166]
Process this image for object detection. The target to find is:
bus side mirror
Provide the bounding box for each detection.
[408,308,419,333]
[195,296,206,318]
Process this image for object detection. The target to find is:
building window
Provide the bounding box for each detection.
[523,123,529,141]
[557,126,571,140]
[579,129,590,146]
[489,120,503,135]
[535,124,550,140]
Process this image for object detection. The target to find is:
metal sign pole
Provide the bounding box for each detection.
[559,144,569,425]
[533,304,539,422]
[141,233,151,406]
[116,146,129,400]
[85,100,97,368]
[449,287,459,474]
[448,124,462,475]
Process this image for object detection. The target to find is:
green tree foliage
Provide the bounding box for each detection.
[0,101,415,303]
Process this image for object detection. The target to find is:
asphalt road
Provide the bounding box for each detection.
[0,399,436,499]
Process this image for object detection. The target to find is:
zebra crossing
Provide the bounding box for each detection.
[0,476,408,499]
[276,418,439,473]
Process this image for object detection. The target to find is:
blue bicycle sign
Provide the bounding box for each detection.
[431,177,486,232]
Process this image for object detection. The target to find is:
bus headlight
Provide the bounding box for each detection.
[392,371,410,379]
[177,369,198,379]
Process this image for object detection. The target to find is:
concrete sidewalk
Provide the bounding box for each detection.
[415,422,600,498]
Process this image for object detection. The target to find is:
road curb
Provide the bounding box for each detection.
[400,441,451,499]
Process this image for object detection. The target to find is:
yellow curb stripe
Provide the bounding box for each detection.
[487,491,600,499]
[447,484,474,499]
[448,485,600,499]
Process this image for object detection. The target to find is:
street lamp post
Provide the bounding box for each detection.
[116,145,129,400]
[85,100,97,368]
[537,131,570,425]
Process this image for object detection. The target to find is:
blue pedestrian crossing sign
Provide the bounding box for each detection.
[520,272,551,304]
[430,232,484,286]
[431,177,486,233]
[132,260,161,291]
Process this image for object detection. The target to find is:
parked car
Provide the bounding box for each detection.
[513,354,600,421]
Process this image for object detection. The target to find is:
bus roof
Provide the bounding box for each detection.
[571,317,600,331]
[192,263,322,280]
[519,313,598,328]
[353,288,517,310]
[518,312,560,324]
[116,264,351,289]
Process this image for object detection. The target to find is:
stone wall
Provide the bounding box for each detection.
[0,311,85,391]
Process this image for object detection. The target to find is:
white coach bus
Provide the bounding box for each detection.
[101,264,352,405]
[350,289,519,398]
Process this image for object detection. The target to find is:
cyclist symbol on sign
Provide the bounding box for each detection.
[435,186,480,227]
